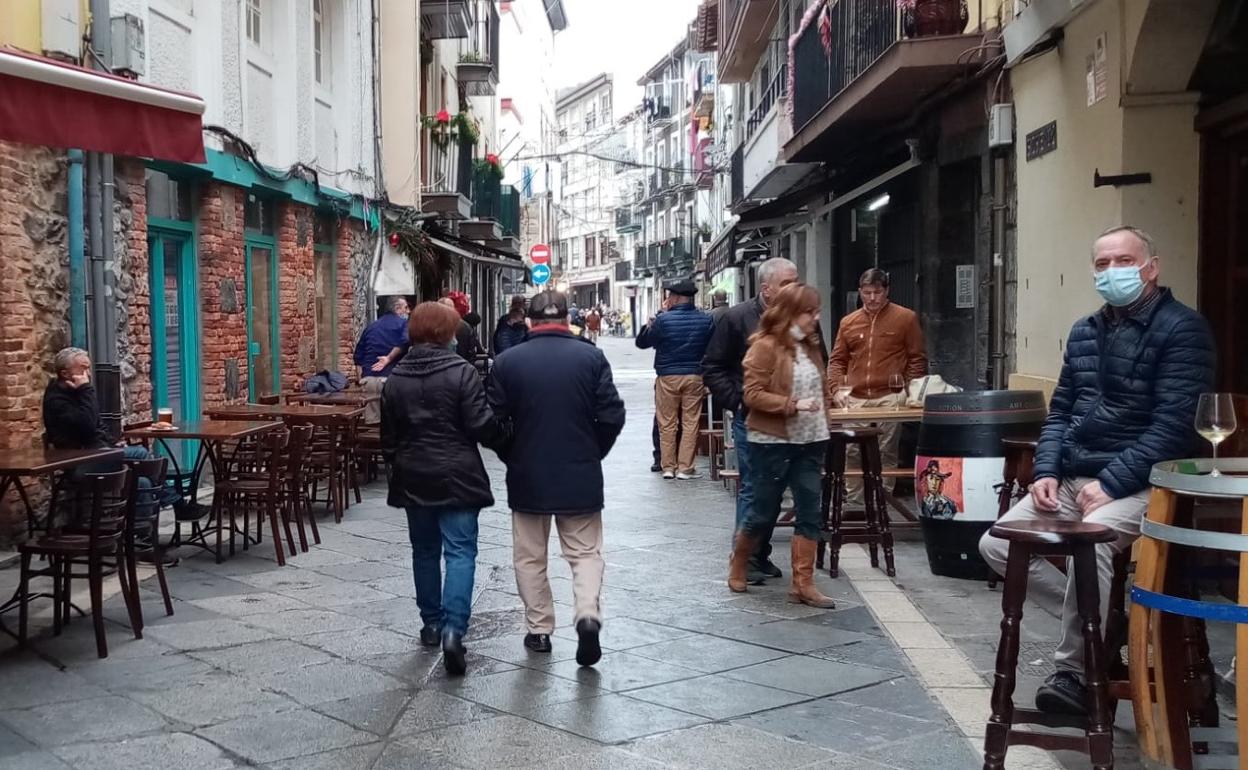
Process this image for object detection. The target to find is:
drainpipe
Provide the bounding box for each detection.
[68,149,86,348]
[990,153,1007,390]
[89,0,122,438]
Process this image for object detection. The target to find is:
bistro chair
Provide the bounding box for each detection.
[122,456,176,622]
[306,416,351,523]
[281,424,317,551]
[18,469,140,658]
[212,429,296,566]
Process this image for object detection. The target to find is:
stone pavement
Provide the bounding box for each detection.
[0,337,1102,769]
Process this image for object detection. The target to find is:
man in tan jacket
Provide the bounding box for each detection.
[827,268,928,500]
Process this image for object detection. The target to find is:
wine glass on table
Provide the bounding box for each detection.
[1195,393,1237,477]
[889,374,906,411]
[833,376,853,414]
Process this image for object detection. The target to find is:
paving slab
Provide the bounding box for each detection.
[377,715,600,769]
[626,673,809,719]
[264,743,386,770]
[127,670,300,727]
[143,618,278,651]
[0,695,169,746]
[389,690,498,737]
[53,732,239,770]
[188,639,333,676]
[533,650,703,692]
[625,723,842,769]
[715,618,875,653]
[737,697,944,755]
[432,665,606,712]
[627,635,788,674]
[0,656,110,709]
[523,692,707,743]
[723,654,899,697]
[255,659,408,706]
[186,591,312,617]
[196,708,374,764]
[310,689,412,735]
[302,625,420,659]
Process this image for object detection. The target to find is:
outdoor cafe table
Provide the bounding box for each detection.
[202,403,365,422]
[122,420,282,505]
[0,446,124,636]
[285,391,380,407]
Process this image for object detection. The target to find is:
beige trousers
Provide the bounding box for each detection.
[512,512,604,634]
[978,478,1148,676]
[656,374,704,474]
[843,392,906,502]
[360,376,386,425]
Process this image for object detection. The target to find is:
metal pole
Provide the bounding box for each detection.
[67,150,87,347]
[990,153,1007,389]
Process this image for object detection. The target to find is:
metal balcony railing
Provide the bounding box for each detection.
[745,61,787,143]
[792,0,901,132]
[457,0,500,96]
[426,132,474,198]
[730,144,744,206]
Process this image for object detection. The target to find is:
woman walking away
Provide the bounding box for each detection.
[382,301,506,675]
[493,295,530,354]
[728,283,835,609]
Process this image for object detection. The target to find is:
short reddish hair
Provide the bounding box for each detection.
[444,291,470,318]
[408,301,461,345]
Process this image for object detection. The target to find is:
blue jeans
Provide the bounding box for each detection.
[732,413,773,558]
[406,508,480,636]
[744,441,827,542]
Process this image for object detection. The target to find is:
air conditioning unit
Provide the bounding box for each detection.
[41,0,81,61]
[110,14,146,78]
[989,103,1015,148]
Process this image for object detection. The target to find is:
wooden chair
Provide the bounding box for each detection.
[122,457,175,623]
[305,417,350,523]
[820,428,896,578]
[18,469,141,658]
[282,424,317,551]
[983,519,1117,770]
[209,431,295,565]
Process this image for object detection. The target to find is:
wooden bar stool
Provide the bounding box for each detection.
[1129,458,1248,770]
[983,519,1117,770]
[820,427,895,578]
[989,437,1040,589]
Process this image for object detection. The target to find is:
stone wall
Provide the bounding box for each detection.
[198,182,249,406]
[115,159,152,423]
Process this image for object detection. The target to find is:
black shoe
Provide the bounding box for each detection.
[524,633,552,653]
[746,565,769,585]
[419,625,441,648]
[575,619,602,667]
[1035,671,1087,715]
[752,557,783,579]
[650,462,662,473]
[442,630,467,676]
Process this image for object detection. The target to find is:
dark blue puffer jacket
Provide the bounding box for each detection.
[1033,288,1215,498]
[635,303,715,376]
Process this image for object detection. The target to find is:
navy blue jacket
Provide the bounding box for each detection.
[1034,288,1215,498]
[635,303,714,376]
[488,327,626,515]
[492,317,529,354]
[354,313,409,377]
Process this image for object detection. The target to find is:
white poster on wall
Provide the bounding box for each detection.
[1086,33,1108,107]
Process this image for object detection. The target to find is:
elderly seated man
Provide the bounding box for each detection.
[978,226,1215,715]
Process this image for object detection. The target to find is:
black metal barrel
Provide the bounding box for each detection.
[914,390,1047,579]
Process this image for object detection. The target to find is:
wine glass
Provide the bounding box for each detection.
[889,374,906,411]
[1195,393,1237,477]
[833,376,853,414]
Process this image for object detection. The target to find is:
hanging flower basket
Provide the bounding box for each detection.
[421,110,454,149]
[907,0,968,38]
[473,153,504,181]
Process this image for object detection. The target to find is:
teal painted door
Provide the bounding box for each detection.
[245,241,280,400]
[148,230,201,467]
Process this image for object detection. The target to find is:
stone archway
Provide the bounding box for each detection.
[1124,0,1221,97]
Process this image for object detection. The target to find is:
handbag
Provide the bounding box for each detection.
[905,375,962,407]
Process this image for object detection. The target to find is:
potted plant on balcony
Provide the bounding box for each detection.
[453,111,480,146]
[899,0,968,38]
[457,50,493,85]
[474,153,504,181]
[421,109,454,149]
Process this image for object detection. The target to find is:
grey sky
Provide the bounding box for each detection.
[553,0,703,119]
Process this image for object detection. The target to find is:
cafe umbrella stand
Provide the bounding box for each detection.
[914,391,1047,579]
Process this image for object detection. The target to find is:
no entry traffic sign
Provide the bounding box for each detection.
[530,263,551,286]
[529,243,551,265]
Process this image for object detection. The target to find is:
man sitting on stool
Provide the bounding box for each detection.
[978,226,1215,715]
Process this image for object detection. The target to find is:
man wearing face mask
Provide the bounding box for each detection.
[979,225,1215,716]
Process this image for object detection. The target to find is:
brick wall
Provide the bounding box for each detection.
[197,182,248,406]
[277,203,315,391]
[116,159,152,423]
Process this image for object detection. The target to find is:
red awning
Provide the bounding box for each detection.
[0,48,206,162]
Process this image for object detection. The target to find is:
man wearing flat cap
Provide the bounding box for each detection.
[636,278,714,479]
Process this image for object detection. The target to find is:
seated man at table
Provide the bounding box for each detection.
[978,226,1215,716]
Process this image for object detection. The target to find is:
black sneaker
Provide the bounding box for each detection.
[752,557,783,579]
[746,565,769,585]
[650,462,662,473]
[524,633,552,653]
[419,625,441,648]
[442,630,467,676]
[1035,671,1087,715]
[575,618,602,667]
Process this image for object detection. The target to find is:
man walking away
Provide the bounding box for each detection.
[710,289,730,324]
[703,258,817,583]
[827,268,927,502]
[585,307,602,343]
[979,226,1214,715]
[354,296,410,424]
[637,279,714,480]
[489,290,626,666]
[493,295,530,354]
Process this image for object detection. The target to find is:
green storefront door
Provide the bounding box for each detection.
[148,228,201,468]
[245,240,280,400]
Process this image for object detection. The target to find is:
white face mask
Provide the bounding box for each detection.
[790,324,806,341]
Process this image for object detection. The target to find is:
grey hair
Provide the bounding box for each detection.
[54,347,89,374]
[1095,226,1157,258]
[758,257,797,286]
[382,296,406,314]
[712,289,728,302]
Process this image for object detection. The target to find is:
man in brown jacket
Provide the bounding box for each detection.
[827,268,928,500]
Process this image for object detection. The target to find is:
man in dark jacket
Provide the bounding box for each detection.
[637,279,714,480]
[980,226,1215,716]
[489,290,626,666]
[354,296,410,424]
[702,258,809,582]
[493,295,530,354]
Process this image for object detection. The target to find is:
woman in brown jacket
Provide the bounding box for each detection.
[727,283,835,608]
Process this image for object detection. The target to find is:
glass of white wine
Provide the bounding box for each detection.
[889,374,906,411]
[833,376,853,414]
[1195,393,1237,477]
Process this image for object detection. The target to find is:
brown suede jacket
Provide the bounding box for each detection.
[827,302,927,399]
[742,334,832,439]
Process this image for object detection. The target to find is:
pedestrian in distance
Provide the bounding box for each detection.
[637,279,714,479]
[381,301,507,676]
[585,307,602,344]
[493,295,530,355]
[354,296,410,425]
[710,289,730,325]
[488,290,626,666]
[728,282,836,609]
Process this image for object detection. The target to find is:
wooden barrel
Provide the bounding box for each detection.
[915,390,1047,579]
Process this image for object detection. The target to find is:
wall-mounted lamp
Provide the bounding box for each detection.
[866,193,891,212]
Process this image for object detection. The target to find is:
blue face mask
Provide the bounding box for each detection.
[1094,265,1145,307]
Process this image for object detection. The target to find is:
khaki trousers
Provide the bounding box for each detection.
[655,374,704,474]
[512,512,604,634]
[360,376,386,425]
[843,392,905,503]
[978,478,1147,676]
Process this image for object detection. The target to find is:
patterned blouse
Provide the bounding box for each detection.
[748,343,830,446]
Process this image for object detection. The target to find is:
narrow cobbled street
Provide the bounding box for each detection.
[0,337,1009,770]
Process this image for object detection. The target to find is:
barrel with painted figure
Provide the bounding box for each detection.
[915,390,1047,579]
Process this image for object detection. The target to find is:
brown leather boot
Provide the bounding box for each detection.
[728,533,758,593]
[788,535,836,608]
